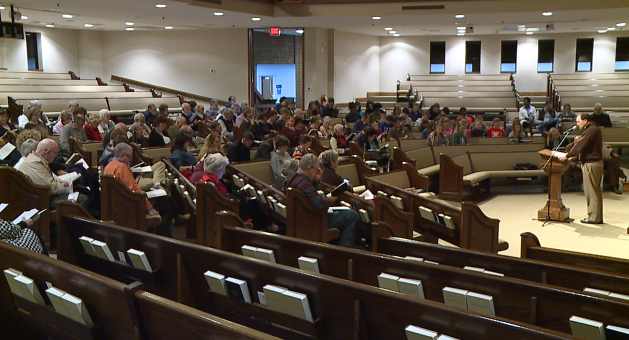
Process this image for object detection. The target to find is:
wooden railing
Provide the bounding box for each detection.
[110,75,227,105]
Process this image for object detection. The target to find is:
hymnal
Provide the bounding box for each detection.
[67,192,79,202]
[14,275,46,305]
[437,336,461,340]
[405,325,439,340]
[0,142,16,160]
[377,190,389,197]
[329,180,349,197]
[377,273,400,292]
[424,260,439,265]
[242,184,256,197]
[440,214,456,230]
[298,257,320,273]
[12,208,46,225]
[263,285,288,314]
[358,209,370,223]
[390,196,405,209]
[466,291,495,316]
[146,188,167,198]
[569,316,605,340]
[61,293,94,326]
[405,256,424,262]
[347,133,356,142]
[397,278,425,299]
[232,175,245,188]
[419,206,436,222]
[45,287,70,317]
[276,203,287,218]
[76,158,89,170]
[257,291,267,307]
[204,270,227,296]
[131,165,152,173]
[352,185,366,194]
[281,290,314,322]
[606,325,629,340]
[225,277,251,303]
[254,248,276,263]
[58,171,82,184]
[127,249,153,271]
[463,266,485,273]
[3,268,24,297]
[0,203,7,214]
[609,293,629,301]
[66,153,83,165]
[267,196,277,211]
[13,157,25,170]
[90,240,116,261]
[256,190,267,205]
[583,287,611,297]
[79,236,98,256]
[339,201,353,209]
[241,245,257,258]
[328,206,350,213]
[442,287,468,310]
[483,270,504,277]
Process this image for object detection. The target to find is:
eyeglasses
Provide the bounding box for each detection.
[45,149,59,156]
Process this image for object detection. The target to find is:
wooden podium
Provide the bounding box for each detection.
[538,149,570,222]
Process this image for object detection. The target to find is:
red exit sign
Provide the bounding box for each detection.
[270,27,280,36]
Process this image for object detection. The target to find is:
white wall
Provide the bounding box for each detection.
[25,26,80,74]
[101,29,249,103]
[0,37,27,71]
[304,28,331,105]
[77,30,104,79]
[333,30,380,103]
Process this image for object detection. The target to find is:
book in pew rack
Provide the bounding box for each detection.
[127,249,153,272]
[442,287,468,310]
[281,290,313,322]
[298,257,320,274]
[204,270,228,296]
[405,325,438,340]
[225,277,252,303]
[465,291,495,316]
[263,285,288,314]
[569,316,605,340]
[606,325,629,340]
[377,273,400,292]
[61,292,94,326]
[13,274,46,306]
[45,287,71,318]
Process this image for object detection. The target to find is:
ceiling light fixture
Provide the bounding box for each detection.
[155,4,167,8]
[457,33,465,36]
[214,11,224,16]
[251,17,260,21]
[607,27,616,31]
[62,14,73,19]
[125,22,134,26]
[617,22,626,27]
[542,12,553,16]
[21,15,28,20]
[456,26,466,30]
[295,29,304,34]
[598,29,607,33]
[393,34,400,37]
[384,27,392,31]
[455,14,465,19]
[165,26,173,29]
[46,24,54,28]
[372,16,381,20]
[84,23,93,27]
[526,32,533,35]
[388,31,397,34]
[126,27,134,31]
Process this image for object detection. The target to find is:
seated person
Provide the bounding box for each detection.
[518,97,536,136]
[292,135,312,160]
[84,113,103,141]
[470,117,487,137]
[59,114,88,152]
[591,103,613,128]
[352,112,368,135]
[281,116,302,148]
[545,127,569,150]
[441,118,454,139]
[23,107,43,130]
[254,134,279,161]
[226,132,254,163]
[270,135,292,180]
[378,114,394,133]
[170,133,197,179]
[168,116,186,141]
[130,122,150,148]
[282,154,358,248]
[149,115,171,147]
[319,116,332,138]
[98,109,115,134]
[508,119,529,144]
[190,104,206,132]
[0,217,46,255]
[273,158,299,190]
[321,97,339,118]
[486,117,505,138]
[217,108,235,142]
[99,132,129,166]
[0,108,16,137]
[389,115,410,140]
[344,102,360,123]
[52,110,72,135]
[198,132,223,161]
[455,107,473,126]
[179,125,199,156]
[427,123,449,146]
[104,143,177,237]
[329,124,349,155]
[409,102,422,122]
[319,149,351,189]
[236,107,253,128]
[199,153,278,232]
[536,101,558,135]
[450,120,470,145]
[132,113,151,138]
[249,111,272,141]
[18,138,89,209]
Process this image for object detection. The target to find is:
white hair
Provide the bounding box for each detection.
[594,103,603,109]
[134,113,143,122]
[68,100,79,108]
[319,149,339,167]
[20,139,38,157]
[29,100,42,109]
[333,124,344,134]
[323,116,331,124]
[99,109,110,118]
[203,153,229,175]
[298,153,320,170]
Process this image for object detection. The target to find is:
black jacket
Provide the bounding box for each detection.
[226,140,251,163]
[254,139,274,160]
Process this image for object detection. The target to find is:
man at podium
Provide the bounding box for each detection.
[559,114,603,224]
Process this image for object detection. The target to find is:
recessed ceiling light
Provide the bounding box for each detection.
[165,26,173,29]
[126,27,134,31]
[214,11,224,16]
[617,22,626,27]
[0,6,4,10]
[526,27,539,32]
[607,27,616,31]
[393,34,400,37]
[155,4,167,8]
[84,23,93,27]
[62,14,73,19]
[295,29,304,34]
[21,15,28,20]
[456,26,466,30]
[388,31,397,34]
[46,24,54,28]
[455,14,465,19]
[384,27,392,31]
[598,29,607,33]
[457,33,465,36]
[542,12,553,16]
[125,22,134,26]
[518,25,526,28]
[372,16,381,20]
[526,32,533,35]
[251,17,261,21]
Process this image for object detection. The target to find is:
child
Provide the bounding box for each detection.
[470,117,487,137]
[379,114,394,133]
[442,117,454,138]
[292,135,312,159]
[486,117,505,138]
[450,120,470,145]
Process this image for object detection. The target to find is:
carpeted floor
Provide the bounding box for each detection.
[477,190,629,259]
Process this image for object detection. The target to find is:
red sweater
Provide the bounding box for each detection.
[85,125,103,141]
[487,127,505,138]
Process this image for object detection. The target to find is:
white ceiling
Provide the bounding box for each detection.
[1,0,628,36]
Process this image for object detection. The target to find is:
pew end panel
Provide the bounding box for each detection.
[100,174,158,232]
[374,196,416,241]
[461,202,506,253]
[286,187,339,243]
[438,153,467,202]
[196,181,240,247]
[214,210,251,251]
[403,162,429,191]
[130,143,154,166]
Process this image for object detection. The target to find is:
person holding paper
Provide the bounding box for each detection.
[319,150,352,190]
[282,154,358,248]
[559,114,604,224]
[0,217,45,254]
[18,139,89,209]
[0,108,16,137]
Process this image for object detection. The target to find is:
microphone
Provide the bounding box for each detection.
[563,125,577,134]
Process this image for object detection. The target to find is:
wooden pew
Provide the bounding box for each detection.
[210,214,629,335]
[68,137,102,173]
[0,166,51,249]
[0,84,127,93]
[0,71,72,79]
[0,242,141,339]
[56,213,584,340]
[521,232,629,275]
[162,157,196,239]
[0,79,98,86]
[407,74,511,81]
[376,236,629,296]
[100,174,162,232]
[286,187,339,243]
[196,181,240,246]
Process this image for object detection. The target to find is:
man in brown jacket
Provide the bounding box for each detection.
[560,114,603,224]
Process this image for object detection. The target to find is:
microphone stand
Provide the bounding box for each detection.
[534,128,573,226]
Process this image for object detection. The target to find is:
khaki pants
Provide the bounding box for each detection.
[582,161,604,222]
[136,161,169,191]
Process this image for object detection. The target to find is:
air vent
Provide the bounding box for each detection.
[402,5,445,10]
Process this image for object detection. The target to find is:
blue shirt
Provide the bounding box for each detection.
[379,122,393,133]
[171,149,197,169]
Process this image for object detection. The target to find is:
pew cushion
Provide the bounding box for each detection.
[462,171,491,185]
[488,170,547,178]
[417,164,440,176]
